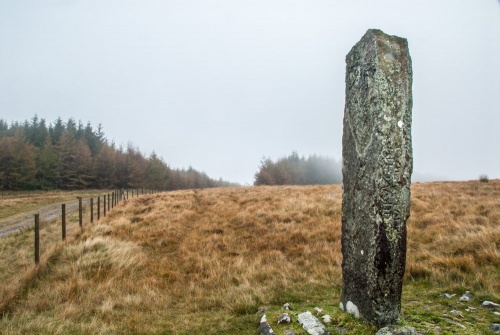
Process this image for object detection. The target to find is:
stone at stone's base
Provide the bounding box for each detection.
[277,313,291,324]
[459,291,473,302]
[375,325,422,335]
[258,315,275,335]
[482,300,500,308]
[490,324,500,334]
[298,311,331,335]
[322,315,332,324]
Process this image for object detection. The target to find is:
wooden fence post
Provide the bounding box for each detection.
[112,192,115,209]
[97,196,100,220]
[90,198,94,223]
[62,204,66,240]
[34,214,40,264]
[127,189,129,200]
[108,193,110,212]
[78,197,83,228]
[104,195,107,216]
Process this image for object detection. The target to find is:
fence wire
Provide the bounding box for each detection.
[0,190,158,271]
[0,199,87,238]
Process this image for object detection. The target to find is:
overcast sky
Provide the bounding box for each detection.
[1,0,499,185]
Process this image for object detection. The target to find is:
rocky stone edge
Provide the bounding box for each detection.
[257,293,500,335]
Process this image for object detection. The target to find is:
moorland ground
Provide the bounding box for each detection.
[0,180,499,334]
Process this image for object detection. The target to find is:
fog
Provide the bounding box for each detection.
[1,0,499,185]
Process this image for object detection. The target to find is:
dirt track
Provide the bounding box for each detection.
[0,199,87,238]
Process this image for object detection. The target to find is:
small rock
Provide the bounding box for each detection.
[459,291,473,302]
[322,315,332,323]
[314,307,324,315]
[298,311,331,335]
[375,325,420,335]
[284,329,296,335]
[449,310,463,317]
[490,324,500,334]
[258,315,275,335]
[494,311,500,316]
[277,313,291,325]
[256,306,269,315]
[440,293,456,299]
[346,301,360,318]
[482,301,500,308]
[465,306,476,312]
[336,327,348,334]
[282,303,293,310]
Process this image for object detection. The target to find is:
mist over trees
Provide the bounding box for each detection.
[254,151,341,186]
[0,115,237,190]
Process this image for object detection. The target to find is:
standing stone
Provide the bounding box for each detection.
[340,29,413,327]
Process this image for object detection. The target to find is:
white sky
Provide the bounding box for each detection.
[1,0,499,185]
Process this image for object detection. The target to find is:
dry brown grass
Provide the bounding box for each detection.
[0,180,498,334]
[406,180,500,295]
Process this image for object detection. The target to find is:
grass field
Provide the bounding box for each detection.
[0,181,498,334]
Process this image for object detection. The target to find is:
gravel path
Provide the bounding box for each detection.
[0,199,89,238]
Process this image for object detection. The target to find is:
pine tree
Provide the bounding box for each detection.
[0,131,37,189]
[56,131,79,189]
[95,144,116,188]
[49,117,65,145]
[126,144,147,188]
[36,134,58,189]
[146,152,168,190]
[84,122,101,156]
[114,146,129,188]
[254,152,341,186]
[25,115,49,148]
[254,157,275,186]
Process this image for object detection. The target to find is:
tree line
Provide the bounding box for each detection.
[0,115,237,190]
[254,151,341,186]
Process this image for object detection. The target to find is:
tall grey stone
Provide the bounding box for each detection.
[340,29,413,327]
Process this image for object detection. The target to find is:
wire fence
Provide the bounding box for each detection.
[0,188,161,264]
